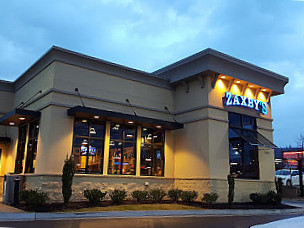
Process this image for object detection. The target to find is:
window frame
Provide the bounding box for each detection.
[228,112,260,179]
[108,123,137,175]
[140,127,165,177]
[72,118,106,174]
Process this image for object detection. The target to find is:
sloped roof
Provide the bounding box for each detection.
[0,46,289,94]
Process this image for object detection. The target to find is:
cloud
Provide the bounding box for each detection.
[0,0,304,146]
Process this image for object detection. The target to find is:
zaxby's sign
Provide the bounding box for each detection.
[224,92,268,115]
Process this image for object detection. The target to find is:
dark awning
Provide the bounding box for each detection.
[0,137,11,143]
[229,127,277,149]
[0,109,41,127]
[67,106,183,130]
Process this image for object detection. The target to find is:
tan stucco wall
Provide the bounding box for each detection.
[0,61,280,203]
[35,105,74,174]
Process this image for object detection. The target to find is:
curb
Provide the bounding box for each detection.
[0,208,304,222]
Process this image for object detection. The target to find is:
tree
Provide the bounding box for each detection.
[62,156,75,204]
[297,132,304,148]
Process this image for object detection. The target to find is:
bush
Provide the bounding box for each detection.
[201,193,219,206]
[149,189,166,203]
[84,189,107,204]
[249,191,282,205]
[180,191,198,204]
[62,156,75,204]
[132,190,148,203]
[168,189,182,202]
[227,175,235,207]
[275,177,283,195]
[110,189,127,204]
[20,189,48,209]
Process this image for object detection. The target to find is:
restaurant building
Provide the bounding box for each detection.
[0,46,288,202]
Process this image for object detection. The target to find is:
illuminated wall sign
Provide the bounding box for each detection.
[225,92,268,115]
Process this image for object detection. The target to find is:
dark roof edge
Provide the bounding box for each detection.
[0,80,14,92]
[153,48,289,83]
[11,46,172,92]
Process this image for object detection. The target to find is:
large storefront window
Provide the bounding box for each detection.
[15,124,28,174]
[140,127,165,176]
[72,119,105,174]
[24,121,39,173]
[229,113,259,179]
[108,123,136,175]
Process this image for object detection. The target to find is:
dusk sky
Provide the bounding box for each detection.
[0,0,303,147]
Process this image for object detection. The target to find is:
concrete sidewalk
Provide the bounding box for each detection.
[0,203,24,213]
[0,201,304,222]
[282,199,304,208]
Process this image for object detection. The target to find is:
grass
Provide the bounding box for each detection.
[62,203,203,213]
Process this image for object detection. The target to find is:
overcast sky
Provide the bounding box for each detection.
[0,0,303,147]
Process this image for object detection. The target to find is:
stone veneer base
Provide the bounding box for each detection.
[23,174,275,203]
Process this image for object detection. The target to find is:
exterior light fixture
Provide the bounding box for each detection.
[262,89,266,92]
[19,117,26,120]
[156,125,162,129]
[93,115,99,119]
[115,124,120,128]
[143,128,147,131]
[220,75,226,79]
[82,119,88,123]
[236,80,241,83]
[249,85,254,88]
[9,122,15,126]
[128,121,134,124]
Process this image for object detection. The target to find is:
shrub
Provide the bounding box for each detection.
[62,156,75,204]
[275,177,283,195]
[168,189,182,202]
[227,175,235,207]
[132,190,148,203]
[84,189,107,204]
[180,191,198,204]
[201,193,219,206]
[249,191,281,205]
[110,189,127,204]
[20,189,48,209]
[149,189,166,203]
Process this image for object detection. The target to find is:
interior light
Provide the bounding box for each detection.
[9,122,15,126]
[19,117,26,120]
[128,121,134,124]
[156,125,162,129]
[82,139,88,145]
[143,128,147,131]
[82,119,88,123]
[115,124,120,128]
[90,128,96,134]
[93,116,99,119]
[126,134,133,138]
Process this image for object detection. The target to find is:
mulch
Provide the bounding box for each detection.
[14,200,295,212]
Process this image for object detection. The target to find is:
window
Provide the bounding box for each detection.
[108,123,136,175]
[15,124,28,174]
[140,127,165,176]
[229,113,259,179]
[71,119,105,174]
[24,121,39,173]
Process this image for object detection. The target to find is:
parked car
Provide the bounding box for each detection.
[275,169,302,186]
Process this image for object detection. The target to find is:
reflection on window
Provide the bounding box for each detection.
[24,121,39,173]
[71,119,105,174]
[229,113,259,179]
[140,128,165,176]
[15,125,28,174]
[108,123,136,175]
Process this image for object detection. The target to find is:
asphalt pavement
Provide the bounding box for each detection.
[0,213,303,228]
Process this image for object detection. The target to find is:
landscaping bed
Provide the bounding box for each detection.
[14,200,295,212]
